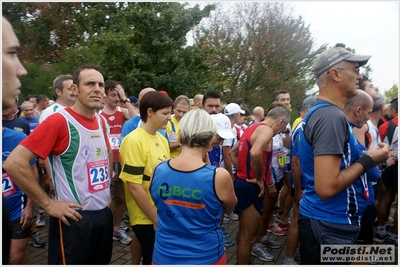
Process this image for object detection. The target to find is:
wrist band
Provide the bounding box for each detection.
[267,183,275,188]
[355,154,374,172]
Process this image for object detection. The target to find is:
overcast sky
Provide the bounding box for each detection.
[288,1,399,93]
[190,1,399,93]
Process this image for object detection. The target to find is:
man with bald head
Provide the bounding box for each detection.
[120,87,156,140]
[193,94,203,109]
[297,47,389,264]
[248,106,264,126]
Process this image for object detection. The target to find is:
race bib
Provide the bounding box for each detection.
[277,151,287,169]
[109,133,121,151]
[2,172,17,198]
[87,160,110,193]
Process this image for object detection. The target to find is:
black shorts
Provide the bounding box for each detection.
[10,217,31,239]
[48,207,113,264]
[132,224,155,265]
[233,177,264,215]
[381,163,398,192]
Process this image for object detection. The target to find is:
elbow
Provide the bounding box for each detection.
[315,186,338,201]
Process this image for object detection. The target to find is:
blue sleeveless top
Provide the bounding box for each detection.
[150,160,225,264]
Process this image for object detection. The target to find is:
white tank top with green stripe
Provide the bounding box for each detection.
[49,109,110,210]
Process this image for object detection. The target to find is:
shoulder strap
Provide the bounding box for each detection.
[169,120,176,133]
[387,119,397,145]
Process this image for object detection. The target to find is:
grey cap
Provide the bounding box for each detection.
[302,95,318,110]
[313,47,371,78]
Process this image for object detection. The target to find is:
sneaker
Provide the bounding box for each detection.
[28,232,45,248]
[386,224,394,233]
[277,220,290,230]
[35,211,46,228]
[374,232,389,243]
[283,257,299,265]
[224,237,235,247]
[223,216,230,224]
[261,235,282,248]
[113,229,132,245]
[267,223,287,236]
[251,245,274,262]
[225,212,239,221]
[223,229,231,237]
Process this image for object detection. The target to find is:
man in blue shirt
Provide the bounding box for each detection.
[298,47,389,264]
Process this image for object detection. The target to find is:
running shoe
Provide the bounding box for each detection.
[223,216,230,224]
[223,228,231,237]
[225,212,239,221]
[28,232,45,248]
[113,229,132,245]
[261,235,282,248]
[267,223,287,236]
[224,237,236,247]
[35,210,46,228]
[283,257,299,265]
[251,245,274,262]
[374,232,389,243]
[277,220,290,230]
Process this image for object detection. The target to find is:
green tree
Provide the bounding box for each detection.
[194,2,326,111]
[4,2,217,99]
[384,84,398,102]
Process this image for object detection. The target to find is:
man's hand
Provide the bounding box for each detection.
[268,185,278,198]
[114,84,127,101]
[365,143,390,166]
[246,178,265,198]
[20,207,34,230]
[294,188,303,204]
[45,200,83,226]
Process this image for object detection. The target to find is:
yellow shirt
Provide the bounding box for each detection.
[119,127,170,226]
[292,117,303,130]
[166,116,181,158]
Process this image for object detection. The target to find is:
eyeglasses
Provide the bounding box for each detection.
[328,67,360,75]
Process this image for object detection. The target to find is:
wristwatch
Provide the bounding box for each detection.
[122,98,131,104]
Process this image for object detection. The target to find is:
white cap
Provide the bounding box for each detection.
[210,113,235,139]
[224,103,245,116]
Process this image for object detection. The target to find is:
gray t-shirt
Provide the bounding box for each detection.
[303,99,349,156]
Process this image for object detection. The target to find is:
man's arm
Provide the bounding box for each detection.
[248,126,273,198]
[222,145,233,178]
[314,143,390,200]
[114,84,137,119]
[229,142,239,168]
[3,145,83,225]
[291,155,303,203]
[20,163,39,230]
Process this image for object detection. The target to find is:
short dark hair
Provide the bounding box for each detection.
[53,74,73,100]
[202,90,221,106]
[139,91,174,122]
[233,98,246,106]
[72,64,103,86]
[359,76,370,91]
[25,95,37,101]
[273,89,289,101]
[241,107,250,116]
[389,98,398,112]
[104,80,120,95]
[36,94,48,104]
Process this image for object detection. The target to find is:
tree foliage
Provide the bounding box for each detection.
[194,2,326,109]
[4,2,216,100]
[384,84,398,102]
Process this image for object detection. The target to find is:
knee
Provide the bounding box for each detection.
[10,250,28,264]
